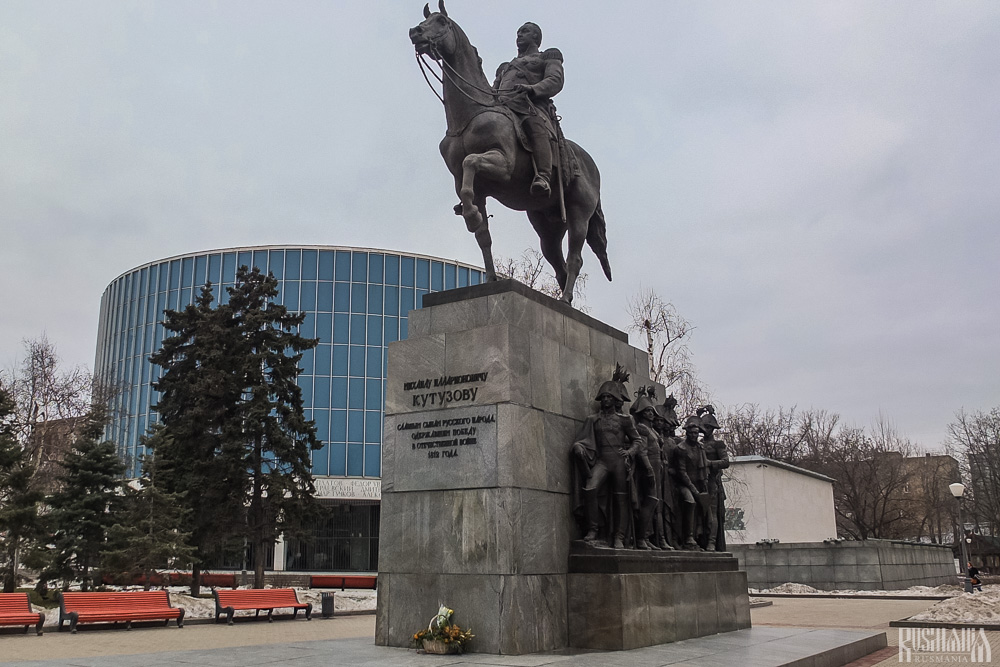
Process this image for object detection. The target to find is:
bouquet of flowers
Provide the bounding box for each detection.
[411,605,475,654]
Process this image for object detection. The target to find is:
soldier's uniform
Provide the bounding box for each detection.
[493,47,564,196]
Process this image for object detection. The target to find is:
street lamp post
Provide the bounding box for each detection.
[949,483,972,593]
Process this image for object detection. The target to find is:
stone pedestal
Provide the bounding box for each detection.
[375,280,750,654]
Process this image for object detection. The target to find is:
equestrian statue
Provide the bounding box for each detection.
[409,2,611,305]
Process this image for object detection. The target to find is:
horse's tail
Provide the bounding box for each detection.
[587,199,613,281]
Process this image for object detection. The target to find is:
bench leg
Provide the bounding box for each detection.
[69,614,78,635]
[177,608,185,628]
[126,620,132,631]
[36,613,45,636]
[305,604,312,621]
[267,609,273,623]
[227,608,235,626]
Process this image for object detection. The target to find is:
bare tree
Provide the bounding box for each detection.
[495,249,588,310]
[947,407,1000,539]
[626,288,708,416]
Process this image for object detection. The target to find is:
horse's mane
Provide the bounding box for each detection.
[445,18,491,89]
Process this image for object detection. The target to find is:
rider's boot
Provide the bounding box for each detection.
[527,122,554,197]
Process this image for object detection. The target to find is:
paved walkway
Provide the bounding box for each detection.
[2,598,996,666]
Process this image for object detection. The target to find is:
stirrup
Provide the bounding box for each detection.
[530,176,551,197]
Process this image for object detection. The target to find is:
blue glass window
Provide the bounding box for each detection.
[158,263,169,291]
[399,287,414,318]
[222,253,237,282]
[368,285,383,313]
[299,347,314,375]
[347,443,364,476]
[416,289,428,308]
[416,258,430,289]
[350,315,366,344]
[317,282,333,310]
[471,271,481,285]
[400,317,408,339]
[319,251,334,280]
[366,347,382,377]
[368,254,384,283]
[252,250,268,273]
[349,345,365,377]
[445,264,456,290]
[299,377,313,404]
[301,282,317,311]
[218,288,231,305]
[334,283,350,312]
[383,317,398,343]
[333,314,349,344]
[330,442,346,475]
[194,256,207,286]
[302,249,318,280]
[181,257,194,288]
[285,250,301,280]
[300,313,316,339]
[384,286,398,316]
[366,379,382,409]
[348,411,364,442]
[316,312,332,343]
[367,316,382,346]
[400,256,414,287]
[364,446,380,477]
[364,412,381,443]
[313,377,331,408]
[348,378,365,409]
[352,253,368,282]
[331,410,347,441]
[458,266,469,287]
[350,284,366,314]
[208,254,222,283]
[268,250,284,279]
[432,261,443,291]
[385,254,400,284]
[314,344,331,375]
[313,409,330,441]
[237,251,252,271]
[180,287,192,307]
[332,345,348,376]
[312,444,329,475]
[284,282,300,311]
[169,260,181,289]
[335,251,352,281]
[332,378,348,407]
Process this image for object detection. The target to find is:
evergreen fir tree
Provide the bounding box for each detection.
[227,265,321,588]
[102,447,197,590]
[0,385,45,592]
[47,406,124,591]
[149,283,246,595]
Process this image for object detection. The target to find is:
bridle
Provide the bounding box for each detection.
[413,18,507,108]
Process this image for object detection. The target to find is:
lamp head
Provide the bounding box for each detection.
[949,482,966,498]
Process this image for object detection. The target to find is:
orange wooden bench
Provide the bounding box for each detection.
[309,575,377,590]
[0,593,45,635]
[213,588,312,625]
[58,590,184,633]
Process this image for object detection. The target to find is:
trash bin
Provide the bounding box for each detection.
[321,591,335,618]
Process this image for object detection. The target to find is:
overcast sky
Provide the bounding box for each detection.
[2,1,997,449]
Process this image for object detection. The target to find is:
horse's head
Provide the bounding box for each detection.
[409,1,456,59]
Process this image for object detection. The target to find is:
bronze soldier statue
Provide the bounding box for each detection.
[493,22,563,198]
[571,375,643,549]
[673,415,710,550]
[699,405,730,551]
[656,394,682,549]
[630,389,673,550]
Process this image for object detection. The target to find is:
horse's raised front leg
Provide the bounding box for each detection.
[459,150,510,282]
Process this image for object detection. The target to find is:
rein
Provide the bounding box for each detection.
[414,22,511,109]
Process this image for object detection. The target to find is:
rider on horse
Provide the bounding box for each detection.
[493,22,563,199]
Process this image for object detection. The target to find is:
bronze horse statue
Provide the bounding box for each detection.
[409,2,611,304]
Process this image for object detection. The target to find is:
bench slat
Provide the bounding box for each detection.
[59,591,184,633]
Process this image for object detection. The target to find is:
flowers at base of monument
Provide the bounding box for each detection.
[411,605,475,653]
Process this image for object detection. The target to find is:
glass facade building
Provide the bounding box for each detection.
[94,245,484,572]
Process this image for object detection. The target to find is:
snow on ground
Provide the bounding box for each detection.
[909,589,1000,624]
[750,582,965,596]
[31,588,376,626]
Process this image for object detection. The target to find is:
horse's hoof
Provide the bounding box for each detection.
[453,203,463,216]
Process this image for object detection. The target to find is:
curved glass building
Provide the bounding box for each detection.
[95,245,484,572]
